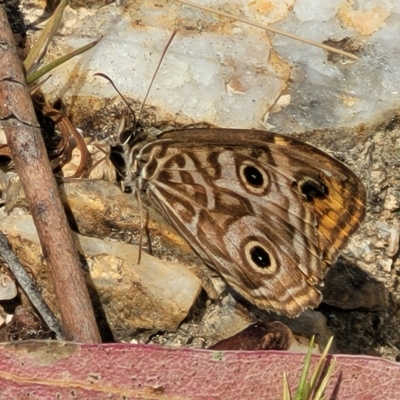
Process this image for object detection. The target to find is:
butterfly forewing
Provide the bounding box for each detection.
[268,133,366,264]
[125,128,365,317]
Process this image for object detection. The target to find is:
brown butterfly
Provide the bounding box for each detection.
[112,126,366,317]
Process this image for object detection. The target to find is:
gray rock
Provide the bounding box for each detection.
[321,258,389,311]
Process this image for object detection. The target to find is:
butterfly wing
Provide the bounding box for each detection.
[135,129,366,317]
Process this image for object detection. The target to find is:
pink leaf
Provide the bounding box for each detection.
[0,341,398,399]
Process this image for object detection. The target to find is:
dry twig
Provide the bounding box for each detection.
[0,232,65,340]
[0,5,101,342]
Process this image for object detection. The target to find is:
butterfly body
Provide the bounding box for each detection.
[117,128,366,317]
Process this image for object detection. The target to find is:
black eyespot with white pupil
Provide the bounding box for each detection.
[244,241,278,274]
[250,246,271,268]
[244,165,264,187]
[239,162,269,194]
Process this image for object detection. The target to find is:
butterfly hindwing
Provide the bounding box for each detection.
[131,129,365,316]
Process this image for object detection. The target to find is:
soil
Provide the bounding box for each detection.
[3,0,400,364]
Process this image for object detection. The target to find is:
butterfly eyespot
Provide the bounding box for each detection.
[239,162,269,194]
[244,241,278,274]
[299,177,329,202]
[244,166,263,186]
[250,246,271,267]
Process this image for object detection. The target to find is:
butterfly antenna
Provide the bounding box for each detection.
[94,72,138,127]
[95,30,177,136]
[96,31,177,264]
[134,29,178,132]
[135,30,177,263]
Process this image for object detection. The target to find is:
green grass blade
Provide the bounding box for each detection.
[312,359,336,400]
[26,37,102,84]
[24,0,69,75]
[308,336,334,391]
[293,335,315,400]
[282,336,336,400]
[283,372,292,400]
